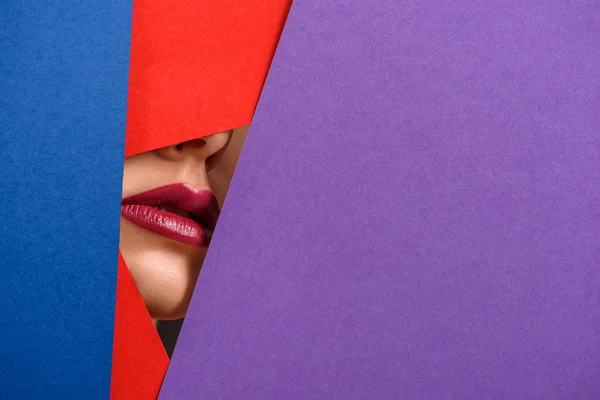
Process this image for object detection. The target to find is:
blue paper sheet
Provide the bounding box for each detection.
[0,2,132,398]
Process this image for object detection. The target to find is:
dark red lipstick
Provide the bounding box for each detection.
[121,183,220,247]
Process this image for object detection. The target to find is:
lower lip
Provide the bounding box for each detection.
[121,204,212,247]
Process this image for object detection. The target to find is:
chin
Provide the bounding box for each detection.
[130,258,202,320]
[145,291,193,320]
[120,219,208,321]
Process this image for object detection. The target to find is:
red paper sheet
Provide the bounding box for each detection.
[111,254,169,400]
[125,0,293,156]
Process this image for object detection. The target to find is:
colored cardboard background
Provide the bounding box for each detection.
[0,1,132,398]
[125,0,292,156]
[111,253,169,400]
[159,1,600,398]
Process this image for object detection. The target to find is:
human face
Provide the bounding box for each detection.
[119,129,238,320]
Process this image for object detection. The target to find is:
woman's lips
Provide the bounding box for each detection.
[121,183,220,247]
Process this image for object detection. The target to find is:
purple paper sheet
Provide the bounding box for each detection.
[160,1,600,398]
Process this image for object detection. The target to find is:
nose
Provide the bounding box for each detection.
[154,131,232,166]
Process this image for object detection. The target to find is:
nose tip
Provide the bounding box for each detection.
[154,131,232,164]
[154,138,209,162]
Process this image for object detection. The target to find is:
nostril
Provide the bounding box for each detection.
[176,139,206,150]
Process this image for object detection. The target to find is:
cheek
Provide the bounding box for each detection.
[119,218,207,320]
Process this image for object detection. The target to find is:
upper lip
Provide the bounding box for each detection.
[121,183,220,229]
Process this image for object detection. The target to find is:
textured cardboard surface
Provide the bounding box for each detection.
[111,254,169,400]
[0,1,132,398]
[161,1,600,398]
[125,0,292,156]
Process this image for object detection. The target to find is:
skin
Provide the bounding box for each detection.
[119,126,249,320]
